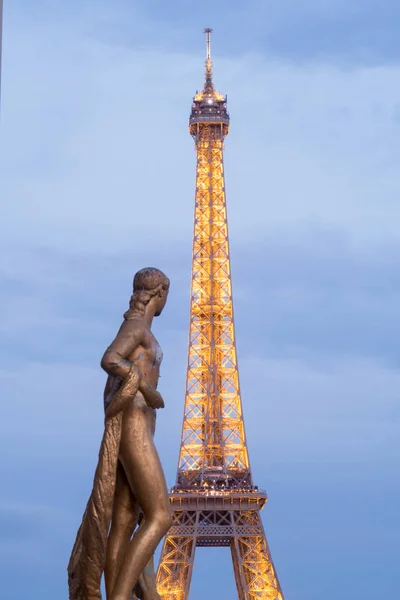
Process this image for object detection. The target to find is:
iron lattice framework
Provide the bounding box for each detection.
[157,30,285,600]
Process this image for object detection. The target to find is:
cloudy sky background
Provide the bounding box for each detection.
[1,1,400,598]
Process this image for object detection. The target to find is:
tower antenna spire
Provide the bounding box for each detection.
[205,27,212,60]
[204,27,214,92]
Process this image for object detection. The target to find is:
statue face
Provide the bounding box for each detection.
[155,287,169,317]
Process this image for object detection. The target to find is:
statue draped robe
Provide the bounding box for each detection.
[68,366,140,600]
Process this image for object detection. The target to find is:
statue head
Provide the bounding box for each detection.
[124,267,170,319]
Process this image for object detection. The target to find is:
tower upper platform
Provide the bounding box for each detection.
[189,29,230,134]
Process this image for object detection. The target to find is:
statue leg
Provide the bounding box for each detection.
[109,404,172,600]
[105,462,139,598]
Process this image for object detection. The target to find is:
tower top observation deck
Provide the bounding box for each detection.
[189,28,230,134]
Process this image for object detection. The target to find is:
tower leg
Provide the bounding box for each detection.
[231,513,284,600]
[156,533,196,600]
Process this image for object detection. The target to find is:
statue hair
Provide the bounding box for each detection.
[124,267,170,319]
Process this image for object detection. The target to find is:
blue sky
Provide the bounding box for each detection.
[1,1,400,599]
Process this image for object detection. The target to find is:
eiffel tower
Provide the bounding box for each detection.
[156,30,285,600]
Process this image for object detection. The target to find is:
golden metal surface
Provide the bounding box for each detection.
[157,31,285,600]
[68,268,172,600]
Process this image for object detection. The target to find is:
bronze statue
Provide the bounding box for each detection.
[68,268,172,600]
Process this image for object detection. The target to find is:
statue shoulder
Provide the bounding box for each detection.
[117,316,148,340]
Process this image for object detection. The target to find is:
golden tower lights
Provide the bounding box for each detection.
[156,30,285,600]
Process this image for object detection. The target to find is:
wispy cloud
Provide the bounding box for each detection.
[2,6,400,255]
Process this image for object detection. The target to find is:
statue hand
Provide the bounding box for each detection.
[138,376,165,410]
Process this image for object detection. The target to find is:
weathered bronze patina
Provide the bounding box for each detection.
[68,267,172,600]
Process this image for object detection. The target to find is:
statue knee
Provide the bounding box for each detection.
[157,507,173,534]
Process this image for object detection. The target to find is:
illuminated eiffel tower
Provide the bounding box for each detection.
[156,30,285,600]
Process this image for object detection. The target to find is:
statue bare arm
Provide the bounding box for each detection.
[101,321,144,379]
[101,321,164,410]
